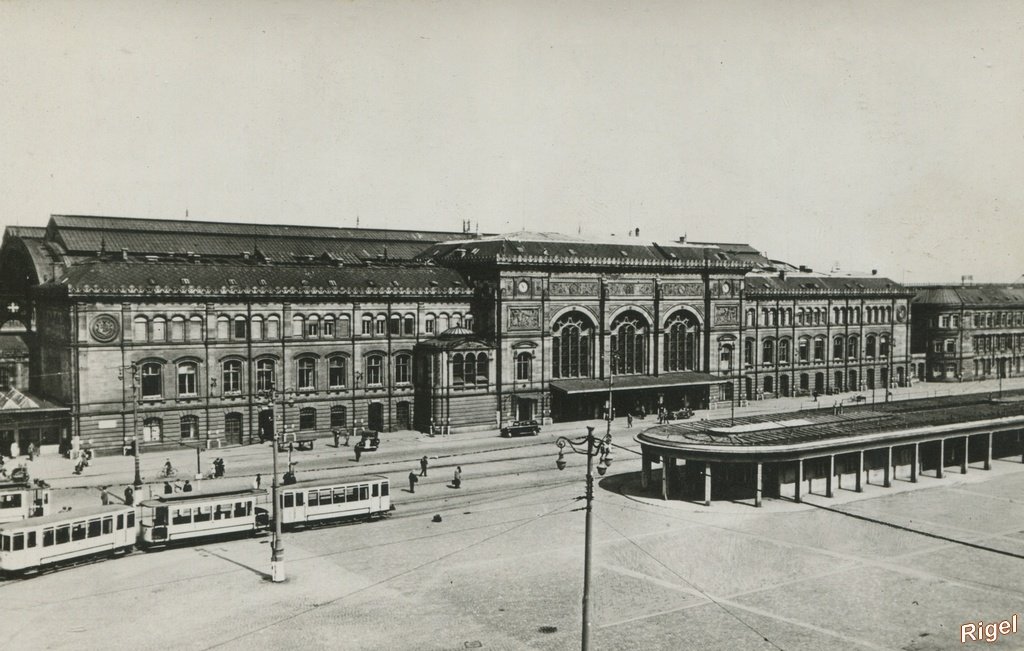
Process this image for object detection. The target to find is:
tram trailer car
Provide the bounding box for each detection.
[279,475,390,528]
[0,505,136,574]
[0,480,51,523]
[139,489,269,548]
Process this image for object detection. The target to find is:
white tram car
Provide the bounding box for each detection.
[0,480,51,523]
[138,489,269,548]
[0,505,136,573]
[279,475,390,528]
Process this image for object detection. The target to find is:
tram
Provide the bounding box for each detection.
[138,489,269,548]
[278,476,390,528]
[0,505,136,574]
[0,479,51,523]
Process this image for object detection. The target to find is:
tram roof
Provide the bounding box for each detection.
[279,475,388,490]
[637,391,1024,456]
[139,488,267,507]
[0,505,133,531]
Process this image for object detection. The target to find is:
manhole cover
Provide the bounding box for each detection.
[538,626,558,634]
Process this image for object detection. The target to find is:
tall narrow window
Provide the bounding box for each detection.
[266,315,280,339]
[361,316,373,335]
[151,317,166,342]
[322,317,334,337]
[338,315,351,337]
[664,312,698,372]
[233,317,248,340]
[611,312,648,375]
[299,408,316,431]
[475,353,489,385]
[306,316,320,338]
[177,362,198,396]
[463,353,477,386]
[778,339,790,364]
[292,315,304,337]
[188,316,203,342]
[798,337,810,362]
[452,353,464,386]
[833,337,845,360]
[762,339,775,365]
[256,360,275,392]
[250,316,263,340]
[216,316,230,340]
[719,343,734,371]
[141,362,162,398]
[403,316,415,335]
[394,354,412,384]
[170,317,185,342]
[366,355,383,386]
[297,358,316,390]
[222,360,242,394]
[515,352,532,381]
[328,356,347,389]
[552,312,593,379]
[330,405,347,428]
[133,317,148,341]
[425,315,436,334]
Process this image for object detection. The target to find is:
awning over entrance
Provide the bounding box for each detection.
[549,371,728,395]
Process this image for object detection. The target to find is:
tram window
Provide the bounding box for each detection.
[43,528,54,547]
[333,488,345,504]
[381,482,389,497]
[127,512,135,528]
[194,507,212,523]
[27,532,35,548]
[0,493,22,509]
[214,506,226,520]
[233,502,247,518]
[295,492,303,506]
[102,518,113,534]
[172,509,191,525]
[320,489,332,504]
[359,486,368,501]
[283,494,294,508]
[346,486,358,502]
[0,535,8,551]
[116,514,124,530]
[154,507,168,526]
[72,523,86,541]
[307,491,318,507]
[372,484,379,497]
[88,519,102,538]
[56,526,70,544]
[246,503,252,516]
[13,533,24,551]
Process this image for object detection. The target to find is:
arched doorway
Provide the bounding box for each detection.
[396,401,411,430]
[814,372,825,394]
[368,402,385,431]
[779,374,790,397]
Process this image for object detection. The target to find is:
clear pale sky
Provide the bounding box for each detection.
[1,1,1021,283]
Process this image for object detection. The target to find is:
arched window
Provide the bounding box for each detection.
[394,354,412,384]
[463,314,474,330]
[865,335,877,358]
[611,312,648,375]
[663,312,698,372]
[330,405,347,428]
[744,338,755,367]
[328,356,347,389]
[222,360,242,394]
[813,336,826,361]
[879,334,890,357]
[425,314,436,334]
[322,316,335,337]
[515,352,532,381]
[847,335,859,359]
[338,315,351,337]
[796,308,805,326]
[180,415,198,439]
[452,353,464,386]
[833,337,845,360]
[361,315,373,335]
[762,338,775,366]
[463,353,477,386]
[745,308,756,326]
[853,307,860,324]
[552,312,593,379]
[475,353,489,385]
[374,315,386,335]
[403,315,415,335]
[299,407,316,431]
[438,313,450,332]
[142,417,163,442]
[188,316,203,342]
[366,355,383,386]
[141,362,163,398]
[151,317,166,342]
[256,359,275,392]
[266,315,280,339]
[297,358,316,390]
[292,315,304,338]
[389,314,401,336]
[216,316,230,340]
[133,316,148,341]
[177,362,198,396]
[170,316,185,342]
[778,338,791,364]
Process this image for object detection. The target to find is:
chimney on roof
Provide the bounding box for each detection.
[120,248,128,261]
[871,269,877,276]
[635,227,640,238]
[678,235,686,243]
[799,265,811,273]
[779,270,787,280]
[962,274,973,286]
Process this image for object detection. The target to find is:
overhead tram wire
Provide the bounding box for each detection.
[593,510,786,651]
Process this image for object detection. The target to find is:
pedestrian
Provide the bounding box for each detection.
[100,486,110,505]
[627,414,633,428]
[26,442,35,461]
[453,466,462,489]
[182,480,193,493]
[344,430,351,447]
[74,458,85,475]
[333,429,341,448]
[354,441,363,462]
[163,481,173,494]
[124,486,134,506]
[408,470,419,493]
[420,455,428,477]
[10,440,19,458]
[253,473,262,490]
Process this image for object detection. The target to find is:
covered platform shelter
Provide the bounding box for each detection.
[635,391,1024,507]
[549,371,727,422]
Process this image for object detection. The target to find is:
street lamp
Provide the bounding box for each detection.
[256,386,285,583]
[118,364,143,489]
[554,425,613,651]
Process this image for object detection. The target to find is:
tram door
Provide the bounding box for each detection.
[259,409,274,442]
[368,403,384,432]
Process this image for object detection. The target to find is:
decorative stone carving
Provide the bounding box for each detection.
[714,304,739,326]
[91,314,120,342]
[608,282,654,296]
[661,282,704,297]
[508,307,540,330]
[548,281,598,297]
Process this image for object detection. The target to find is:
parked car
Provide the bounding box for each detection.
[500,420,541,437]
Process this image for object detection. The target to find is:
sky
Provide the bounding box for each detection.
[1,0,1022,283]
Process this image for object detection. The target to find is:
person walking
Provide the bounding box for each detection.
[627,413,633,428]
[253,473,262,490]
[26,442,35,461]
[100,486,110,505]
[408,470,418,493]
[453,466,462,489]
[354,441,363,462]
[344,430,352,447]
[419,455,428,477]
[123,486,134,506]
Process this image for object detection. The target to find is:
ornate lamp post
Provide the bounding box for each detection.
[554,425,613,651]
[118,363,143,489]
[256,386,285,583]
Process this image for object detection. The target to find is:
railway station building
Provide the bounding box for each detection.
[0,214,914,454]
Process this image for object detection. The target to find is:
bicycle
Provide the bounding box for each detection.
[158,465,177,479]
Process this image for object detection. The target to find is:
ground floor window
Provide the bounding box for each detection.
[299,407,316,431]
[180,415,198,439]
[330,405,347,428]
[142,417,163,442]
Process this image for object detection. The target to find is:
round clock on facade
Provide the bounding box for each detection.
[720,281,732,296]
[518,280,530,294]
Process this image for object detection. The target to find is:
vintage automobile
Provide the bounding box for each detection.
[356,430,380,452]
[500,420,541,438]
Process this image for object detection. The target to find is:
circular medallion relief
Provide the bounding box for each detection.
[91,314,120,342]
[896,306,908,322]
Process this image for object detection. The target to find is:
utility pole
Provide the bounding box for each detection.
[119,364,143,489]
[258,386,286,583]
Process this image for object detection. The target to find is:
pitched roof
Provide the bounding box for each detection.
[911,284,1024,307]
[744,273,910,296]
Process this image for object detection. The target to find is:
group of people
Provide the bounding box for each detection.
[408,457,462,493]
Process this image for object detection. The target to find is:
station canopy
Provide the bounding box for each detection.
[549,371,727,395]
